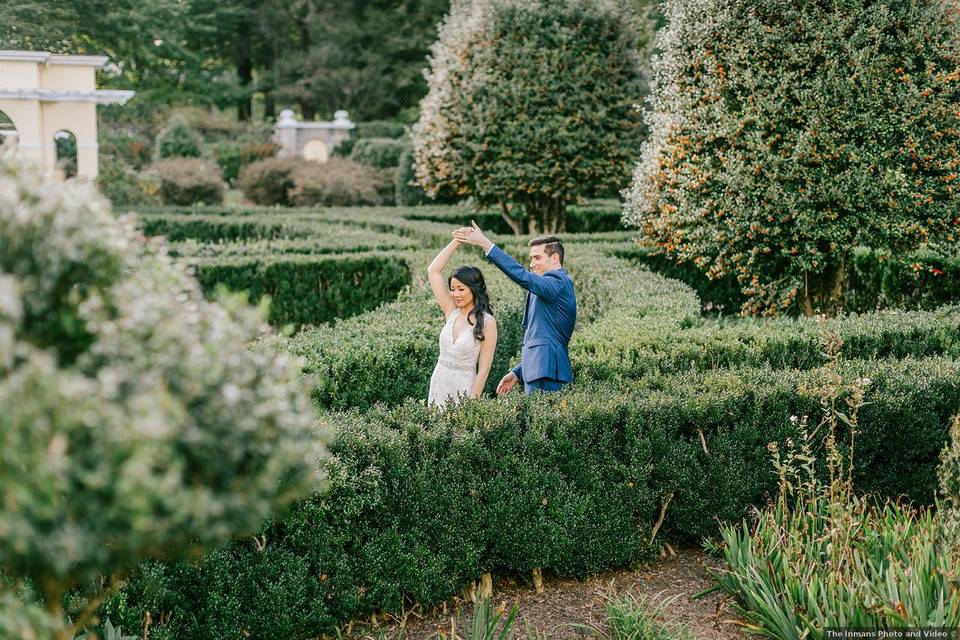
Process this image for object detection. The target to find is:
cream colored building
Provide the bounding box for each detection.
[0,51,133,178]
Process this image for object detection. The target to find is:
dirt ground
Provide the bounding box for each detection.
[342,546,750,640]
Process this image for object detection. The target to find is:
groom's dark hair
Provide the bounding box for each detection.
[529,235,564,264]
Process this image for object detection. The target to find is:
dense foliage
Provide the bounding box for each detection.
[154,117,204,160]
[624,0,960,316]
[414,0,647,234]
[148,157,225,205]
[708,395,960,631]
[0,160,322,638]
[0,0,454,121]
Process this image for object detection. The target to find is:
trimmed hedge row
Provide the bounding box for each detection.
[139,213,317,243]
[403,201,626,235]
[846,247,960,312]
[107,354,960,638]
[189,253,412,327]
[167,233,418,259]
[573,305,960,382]
[618,244,960,316]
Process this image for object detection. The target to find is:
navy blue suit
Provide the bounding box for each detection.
[485,244,577,393]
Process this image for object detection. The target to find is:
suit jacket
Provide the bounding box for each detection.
[486,244,577,383]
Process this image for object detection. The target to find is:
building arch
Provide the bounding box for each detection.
[0,109,17,149]
[54,129,78,178]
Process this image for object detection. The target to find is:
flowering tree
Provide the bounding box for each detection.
[0,158,323,639]
[623,0,960,315]
[413,0,646,234]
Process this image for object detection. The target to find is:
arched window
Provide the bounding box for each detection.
[0,110,17,150]
[54,130,78,179]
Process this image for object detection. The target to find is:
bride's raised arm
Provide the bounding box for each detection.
[471,316,498,398]
[427,239,461,316]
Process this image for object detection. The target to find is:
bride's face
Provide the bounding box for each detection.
[449,277,474,308]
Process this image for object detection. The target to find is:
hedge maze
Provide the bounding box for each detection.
[118,203,960,638]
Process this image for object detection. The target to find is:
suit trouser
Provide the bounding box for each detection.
[524,377,567,394]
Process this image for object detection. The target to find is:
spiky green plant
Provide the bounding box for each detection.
[574,591,693,640]
[462,597,519,640]
[703,372,960,637]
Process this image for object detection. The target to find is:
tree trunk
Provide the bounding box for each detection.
[480,571,493,598]
[531,568,544,593]
[499,201,523,237]
[265,93,276,121]
[543,198,566,234]
[802,258,847,317]
[237,56,254,121]
[828,256,846,313]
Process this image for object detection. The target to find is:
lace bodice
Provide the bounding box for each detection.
[428,308,490,407]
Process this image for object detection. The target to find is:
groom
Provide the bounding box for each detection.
[454,221,576,395]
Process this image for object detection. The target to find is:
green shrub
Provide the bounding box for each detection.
[414,0,645,233]
[148,158,225,206]
[402,202,626,236]
[394,145,428,206]
[330,136,356,158]
[238,157,300,206]
[847,247,960,313]
[212,141,281,186]
[356,120,406,139]
[289,159,388,207]
[167,230,419,258]
[0,159,320,638]
[349,137,407,168]
[624,0,960,315]
[138,213,314,243]
[573,305,960,383]
[706,393,960,633]
[620,244,960,316]
[154,117,204,160]
[109,352,960,637]
[96,156,161,208]
[99,129,153,170]
[189,253,413,327]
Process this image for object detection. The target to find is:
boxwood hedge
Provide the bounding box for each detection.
[105,204,960,638]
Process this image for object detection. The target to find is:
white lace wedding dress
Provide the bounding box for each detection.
[428,308,489,408]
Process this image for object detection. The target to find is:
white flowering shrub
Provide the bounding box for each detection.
[0,158,323,637]
[623,0,960,316]
[413,0,646,234]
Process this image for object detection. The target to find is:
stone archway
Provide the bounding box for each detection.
[0,109,16,149]
[54,129,78,178]
[0,51,134,178]
[273,109,354,162]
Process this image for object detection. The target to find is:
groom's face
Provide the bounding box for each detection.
[529,246,553,275]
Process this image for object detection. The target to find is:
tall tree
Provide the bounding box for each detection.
[624,0,960,316]
[270,0,450,120]
[413,0,646,234]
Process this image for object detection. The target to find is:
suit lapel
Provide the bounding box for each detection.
[522,291,532,329]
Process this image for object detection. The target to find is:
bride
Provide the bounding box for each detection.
[427,238,498,408]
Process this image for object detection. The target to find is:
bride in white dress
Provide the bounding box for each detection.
[427,238,498,408]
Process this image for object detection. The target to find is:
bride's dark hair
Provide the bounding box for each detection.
[449,266,493,341]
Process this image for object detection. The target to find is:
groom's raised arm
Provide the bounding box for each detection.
[485,244,565,301]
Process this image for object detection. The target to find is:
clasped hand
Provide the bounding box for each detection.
[451,220,490,249]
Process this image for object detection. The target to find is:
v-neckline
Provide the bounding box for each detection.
[451,308,473,344]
